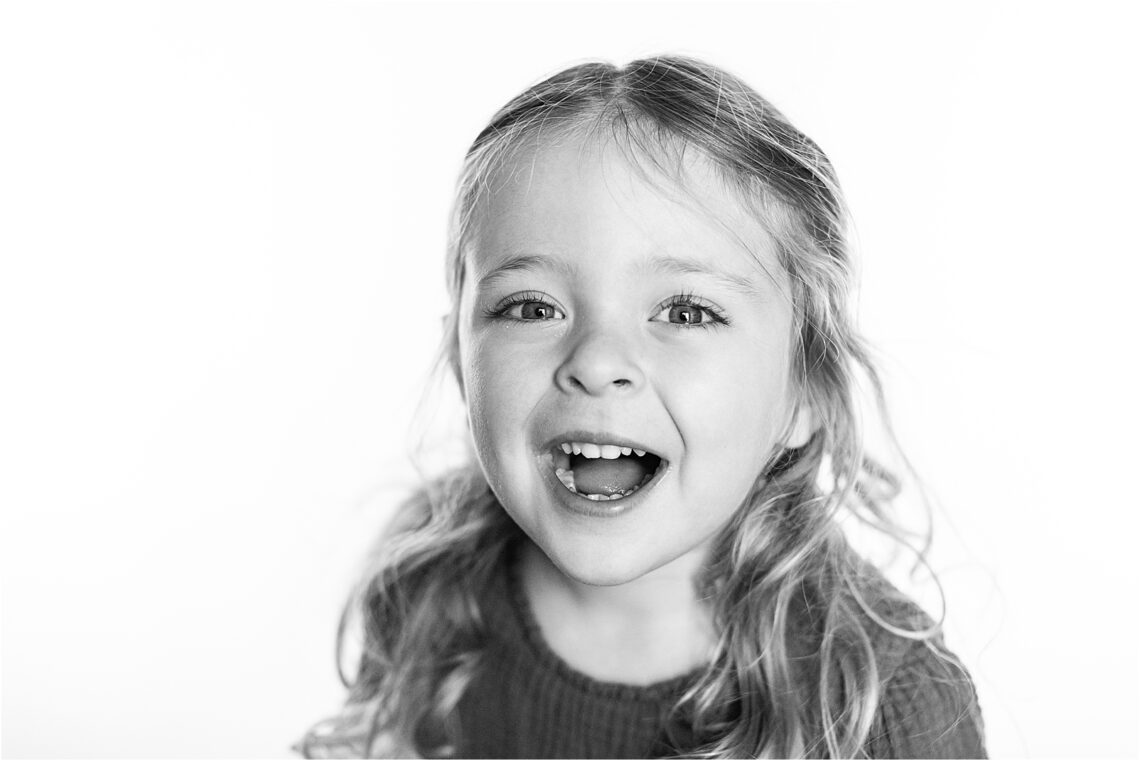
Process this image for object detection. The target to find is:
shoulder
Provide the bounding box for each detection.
[824,558,985,758]
[859,599,987,759]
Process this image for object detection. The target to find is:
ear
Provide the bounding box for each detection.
[450,356,466,402]
[782,403,816,450]
[444,312,466,402]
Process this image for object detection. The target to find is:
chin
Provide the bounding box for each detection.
[556,562,641,588]
[541,537,676,587]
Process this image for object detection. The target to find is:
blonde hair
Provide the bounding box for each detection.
[299,55,951,758]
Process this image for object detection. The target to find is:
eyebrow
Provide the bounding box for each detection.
[476,252,763,295]
[476,254,574,291]
[647,254,762,295]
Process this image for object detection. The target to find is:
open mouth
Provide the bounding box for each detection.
[549,440,666,502]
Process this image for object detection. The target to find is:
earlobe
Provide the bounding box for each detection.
[451,358,466,402]
[783,404,815,449]
[447,343,466,402]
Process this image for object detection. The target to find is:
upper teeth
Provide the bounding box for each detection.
[560,442,647,459]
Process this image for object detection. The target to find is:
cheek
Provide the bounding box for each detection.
[466,334,532,401]
[656,335,794,462]
[462,332,545,457]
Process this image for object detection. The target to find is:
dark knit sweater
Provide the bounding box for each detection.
[455,544,986,759]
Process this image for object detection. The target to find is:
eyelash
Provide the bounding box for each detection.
[482,291,564,322]
[484,291,730,329]
[655,292,730,329]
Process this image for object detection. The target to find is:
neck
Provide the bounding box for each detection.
[519,539,717,683]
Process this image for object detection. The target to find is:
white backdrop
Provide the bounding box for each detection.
[3,1,1138,757]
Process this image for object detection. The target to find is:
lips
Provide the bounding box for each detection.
[539,432,668,504]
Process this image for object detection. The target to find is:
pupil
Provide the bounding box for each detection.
[670,305,700,324]
[523,302,550,319]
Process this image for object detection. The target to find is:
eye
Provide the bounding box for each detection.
[664,304,704,325]
[510,301,563,320]
[484,291,566,322]
[651,293,729,328]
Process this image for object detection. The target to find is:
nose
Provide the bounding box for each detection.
[554,324,645,396]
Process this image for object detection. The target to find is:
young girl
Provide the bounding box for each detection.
[300,56,986,759]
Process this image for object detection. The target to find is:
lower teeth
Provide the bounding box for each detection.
[585,490,631,501]
[554,467,647,501]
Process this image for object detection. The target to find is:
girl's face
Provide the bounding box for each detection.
[457,137,810,586]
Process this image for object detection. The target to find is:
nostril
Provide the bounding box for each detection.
[559,367,638,395]
[569,377,631,391]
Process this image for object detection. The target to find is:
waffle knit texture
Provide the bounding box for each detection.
[455,543,986,758]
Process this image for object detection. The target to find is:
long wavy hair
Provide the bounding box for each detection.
[299,55,949,758]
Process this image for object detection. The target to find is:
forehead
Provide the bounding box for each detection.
[466,135,788,291]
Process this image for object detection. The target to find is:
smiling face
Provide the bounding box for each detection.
[456,136,811,587]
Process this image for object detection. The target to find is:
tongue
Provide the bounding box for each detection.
[572,456,651,496]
